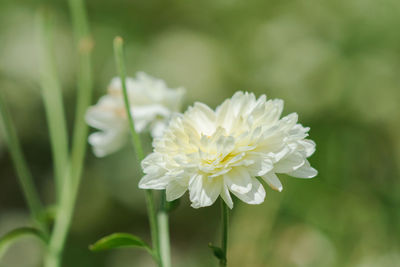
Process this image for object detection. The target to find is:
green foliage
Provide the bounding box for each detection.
[208,243,226,264]
[90,233,154,257]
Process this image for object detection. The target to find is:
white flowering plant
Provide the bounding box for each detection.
[0,2,316,267]
[87,38,317,267]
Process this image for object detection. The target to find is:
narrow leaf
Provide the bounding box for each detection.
[0,227,47,258]
[208,243,226,263]
[90,233,152,254]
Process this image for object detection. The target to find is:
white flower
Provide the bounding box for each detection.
[139,91,317,208]
[86,72,185,157]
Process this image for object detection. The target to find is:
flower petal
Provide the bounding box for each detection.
[273,152,305,173]
[220,184,234,209]
[150,121,168,138]
[166,181,187,201]
[85,97,125,130]
[88,130,127,157]
[139,174,170,190]
[141,153,166,174]
[287,160,318,178]
[189,175,222,208]
[261,172,283,192]
[224,167,253,194]
[186,102,216,136]
[299,139,316,157]
[246,154,273,177]
[229,177,266,205]
[257,157,274,176]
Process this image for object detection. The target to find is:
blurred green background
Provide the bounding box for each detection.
[1,0,400,266]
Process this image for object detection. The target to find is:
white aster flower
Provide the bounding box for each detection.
[139,91,317,208]
[86,72,185,157]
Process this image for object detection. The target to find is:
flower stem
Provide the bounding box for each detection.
[113,36,145,160]
[37,8,69,203]
[0,92,47,233]
[113,36,162,266]
[158,192,171,267]
[220,199,229,267]
[43,0,93,266]
[146,190,161,265]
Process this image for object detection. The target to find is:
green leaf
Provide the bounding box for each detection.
[90,233,153,255]
[208,243,226,263]
[0,227,48,258]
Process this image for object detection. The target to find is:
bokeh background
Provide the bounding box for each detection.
[1,0,400,266]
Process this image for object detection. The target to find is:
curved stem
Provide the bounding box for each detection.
[220,199,229,267]
[113,36,162,266]
[0,227,48,259]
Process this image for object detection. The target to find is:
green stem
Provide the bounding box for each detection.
[0,227,48,259]
[113,37,144,160]
[158,192,171,267]
[44,0,93,266]
[0,92,47,233]
[37,8,69,201]
[146,190,161,266]
[220,199,229,267]
[113,36,162,266]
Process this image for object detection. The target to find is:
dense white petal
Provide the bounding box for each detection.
[257,157,274,176]
[132,105,171,122]
[215,99,232,130]
[186,102,216,136]
[141,153,166,174]
[88,130,127,157]
[224,168,253,194]
[298,140,316,157]
[247,154,273,176]
[189,174,222,208]
[220,184,234,209]
[150,122,168,138]
[166,181,187,201]
[287,160,318,178]
[229,177,266,205]
[139,174,170,189]
[262,172,283,192]
[274,152,305,173]
[279,113,299,131]
[85,98,125,130]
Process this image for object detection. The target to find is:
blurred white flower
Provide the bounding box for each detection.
[86,72,185,157]
[139,92,317,208]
